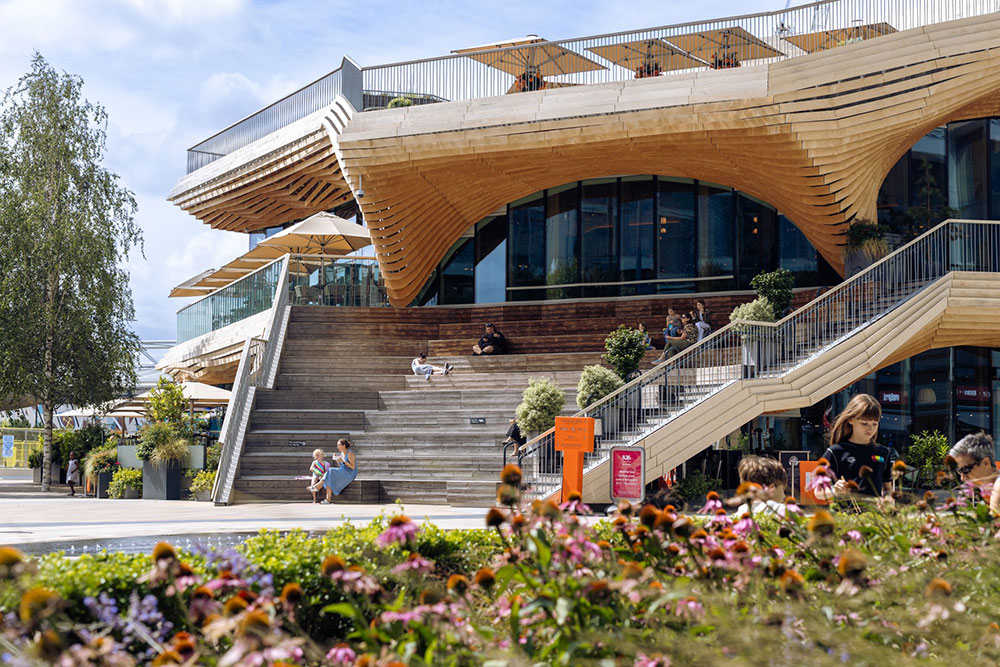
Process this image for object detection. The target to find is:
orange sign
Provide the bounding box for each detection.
[798,460,831,506]
[554,416,595,453]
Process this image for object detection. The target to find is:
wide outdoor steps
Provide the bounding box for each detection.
[233,303,647,505]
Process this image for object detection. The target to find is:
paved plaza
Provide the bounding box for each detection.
[0,469,487,552]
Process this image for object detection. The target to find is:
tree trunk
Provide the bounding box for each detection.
[41,269,58,492]
[42,399,54,492]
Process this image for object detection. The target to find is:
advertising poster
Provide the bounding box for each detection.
[610,446,645,503]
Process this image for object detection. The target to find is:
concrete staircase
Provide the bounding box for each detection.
[232,306,660,506]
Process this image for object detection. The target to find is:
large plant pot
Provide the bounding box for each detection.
[194,490,212,502]
[95,472,114,499]
[32,466,41,484]
[123,487,141,500]
[143,461,182,500]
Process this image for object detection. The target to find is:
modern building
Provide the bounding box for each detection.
[163,0,1000,504]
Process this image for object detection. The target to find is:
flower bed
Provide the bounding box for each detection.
[2,465,1000,664]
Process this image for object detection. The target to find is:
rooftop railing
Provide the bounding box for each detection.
[184,0,1000,175]
[516,219,1000,501]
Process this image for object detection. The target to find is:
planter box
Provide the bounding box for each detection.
[32,466,41,484]
[193,490,212,502]
[143,461,182,500]
[123,487,141,500]
[95,472,114,499]
[120,444,206,470]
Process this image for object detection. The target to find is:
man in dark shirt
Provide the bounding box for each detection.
[503,418,527,454]
[472,323,505,356]
[821,441,897,496]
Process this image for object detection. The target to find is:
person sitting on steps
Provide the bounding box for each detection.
[473,323,505,356]
[655,312,697,362]
[411,352,451,381]
[320,439,357,503]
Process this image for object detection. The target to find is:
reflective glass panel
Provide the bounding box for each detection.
[620,177,655,290]
[509,193,545,287]
[475,215,507,304]
[948,120,988,219]
[736,193,776,290]
[545,184,580,298]
[440,237,474,304]
[581,179,617,285]
[696,183,734,288]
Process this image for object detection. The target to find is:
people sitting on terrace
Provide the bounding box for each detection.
[320,439,357,503]
[638,322,653,349]
[411,352,452,380]
[693,299,713,340]
[662,311,680,339]
[711,51,740,69]
[655,312,697,362]
[473,323,506,356]
[514,68,545,92]
[634,60,661,78]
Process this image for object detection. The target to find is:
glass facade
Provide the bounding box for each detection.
[414,175,837,305]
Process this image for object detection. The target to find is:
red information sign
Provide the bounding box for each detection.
[610,446,645,503]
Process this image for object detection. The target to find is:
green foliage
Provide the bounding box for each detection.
[387,96,413,108]
[188,469,215,496]
[515,377,565,434]
[729,296,775,336]
[0,54,142,491]
[576,364,624,409]
[54,423,106,467]
[674,470,723,500]
[844,218,889,260]
[83,445,117,478]
[26,450,43,468]
[2,410,30,427]
[136,421,175,461]
[106,467,142,499]
[602,325,647,381]
[904,157,958,236]
[750,268,795,318]
[907,429,950,483]
[148,436,189,467]
[205,441,222,471]
[146,377,186,426]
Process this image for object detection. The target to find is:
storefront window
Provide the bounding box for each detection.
[656,178,696,289]
[696,183,733,292]
[439,237,474,304]
[949,120,988,220]
[546,184,580,299]
[619,177,656,292]
[581,178,618,288]
[736,193,776,290]
[508,193,545,288]
[475,216,506,304]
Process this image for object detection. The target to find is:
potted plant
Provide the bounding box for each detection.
[107,467,143,499]
[28,450,43,484]
[188,469,216,502]
[84,446,119,499]
[843,218,889,276]
[138,422,187,501]
[730,297,776,377]
[516,377,565,475]
[576,365,624,437]
[674,470,723,508]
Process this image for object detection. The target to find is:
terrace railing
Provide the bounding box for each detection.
[185,1,999,175]
[211,256,290,505]
[516,219,1000,500]
[286,255,388,308]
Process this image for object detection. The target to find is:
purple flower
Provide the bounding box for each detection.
[376,515,420,547]
[635,652,672,666]
[326,644,357,665]
[392,553,434,575]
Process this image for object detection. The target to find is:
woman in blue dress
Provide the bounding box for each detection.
[321,439,357,503]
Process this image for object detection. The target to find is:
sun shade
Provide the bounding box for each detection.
[588,38,707,72]
[783,22,896,54]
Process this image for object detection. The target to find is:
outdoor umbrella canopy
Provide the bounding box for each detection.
[133,381,232,406]
[783,22,896,54]
[666,27,782,65]
[257,211,370,255]
[453,35,605,78]
[588,38,707,73]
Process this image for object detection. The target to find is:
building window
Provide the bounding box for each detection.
[656,178,696,293]
[439,237,474,305]
[580,178,618,294]
[508,192,546,290]
[948,120,988,220]
[475,216,506,304]
[619,176,656,294]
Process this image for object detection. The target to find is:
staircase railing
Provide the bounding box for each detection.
[212,255,291,505]
[517,219,1000,500]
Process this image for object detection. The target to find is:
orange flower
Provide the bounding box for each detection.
[322,555,346,576]
[836,549,867,578]
[474,567,496,590]
[500,464,522,485]
[485,508,506,528]
[925,577,952,598]
[808,510,835,537]
[447,575,470,596]
[780,570,805,594]
[280,582,303,606]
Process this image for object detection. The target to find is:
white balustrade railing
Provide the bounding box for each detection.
[517,220,1000,500]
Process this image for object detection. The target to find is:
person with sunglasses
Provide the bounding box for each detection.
[948,431,1000,514]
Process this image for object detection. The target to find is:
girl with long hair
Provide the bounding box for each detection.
[820,394,896,497]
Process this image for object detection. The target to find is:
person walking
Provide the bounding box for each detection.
[66,451,80,497]
[321,439,358,503]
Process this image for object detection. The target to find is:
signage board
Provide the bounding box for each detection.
[798,460,831,505]
[778,450,809,496]
[2,435,13,459]
[554,416,595,453]
[610,446,645,503]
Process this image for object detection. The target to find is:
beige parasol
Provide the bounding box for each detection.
[454,35,605,92]
[666,27,782,67]
[783,22,896,54]
[588,38,707,74]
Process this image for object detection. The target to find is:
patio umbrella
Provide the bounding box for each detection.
[665,27,782,67]
[256,211,370,256]
[453,35,605,86]
[588,38,707,74]
[783,22,896,54]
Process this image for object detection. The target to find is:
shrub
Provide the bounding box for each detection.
[55,423,107,466]
[106,467,142,499]
[146,377,187,426]
[844,218,889,260]
[750,268,795,318]
[674,470,723,500]
[516,377,565,434]
[603,325,647,381]
[188,469,216,497]
[387,96,413,108]
[205,441,222,471]
[729,296,775,335]
[148,437,189,467]
[136,422,175,461]
[27,450,43,469]
[83,446,118,479]
[576,365,624,409]
[907,429,949,484]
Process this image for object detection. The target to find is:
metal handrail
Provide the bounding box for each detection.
[211,256,291,504]
[516,219,1000,500]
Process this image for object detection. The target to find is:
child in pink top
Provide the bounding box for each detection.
[307,449,331,503]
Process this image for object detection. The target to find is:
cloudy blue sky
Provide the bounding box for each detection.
[0,0,783,341]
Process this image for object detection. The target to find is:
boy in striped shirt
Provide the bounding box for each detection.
[308,449,331,503]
